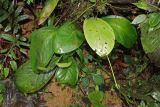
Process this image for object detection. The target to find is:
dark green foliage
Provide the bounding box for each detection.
[0,0,29,34]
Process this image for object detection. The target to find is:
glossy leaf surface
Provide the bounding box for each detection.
[102,15,137,48]
[83,17,115,57]
[14,61,55,93]
[53,22,84,54]
[55,57,79,85]
[30,27,56,72]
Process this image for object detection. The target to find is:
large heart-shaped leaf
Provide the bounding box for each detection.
[14,61,55,93]
[102,15,137,48]
[55,57,79,85]
[53,22,84,54]
[38,0,59,25]
[83,17,115,57]
[30,27,56,72]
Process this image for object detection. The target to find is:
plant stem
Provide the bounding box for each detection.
[106,55,119,89]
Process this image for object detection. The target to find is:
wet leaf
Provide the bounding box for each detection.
[132,14,147,24]
[14,61,55,93]
[53,22,84,54]
[30,26,56,72]
[55,57,79,85]
[102,15,137,48]
[83,17,115,57]
[38,0,59,25]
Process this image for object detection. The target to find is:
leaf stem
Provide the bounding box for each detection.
[106,55,119,89]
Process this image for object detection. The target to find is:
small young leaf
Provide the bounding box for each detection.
[56,61,72,68]
[10,61,17,71]
[2,68,9,78]
[0,49,8,54]
[132,14,147,24]
[83,17,115,57]
[90,0,96,3]
[148,13,160,27]
[16,15,29,22]
[55,57,79,85]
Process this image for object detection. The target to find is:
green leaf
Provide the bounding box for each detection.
[0,10,9,23]
[56,61,72,68]
[102,15,137,48]
[53,22,84,54]
[90,0,96,3]
[0,94,4,104]
[148,102,159,107]
[30,26,56,72]
[14,61,55,93]
[16,15,29,22]
[4,24,11,32]
[83,17,115,57]
[0,49,8,54]
[0,34,16,42]
[0,83,5,93]
[132,14,147,24]
[30,22,83,72]
[92,74,104,86]
[148,13,160,27]
[8,1,14,14]
[133,0,157,11]
[10,61,17,71]
[140,18,160,53]
[38,0,59,25]
[55,57,79,85]
[15,6,23,17]
[2,68,9,78]
[88,91,104,107]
